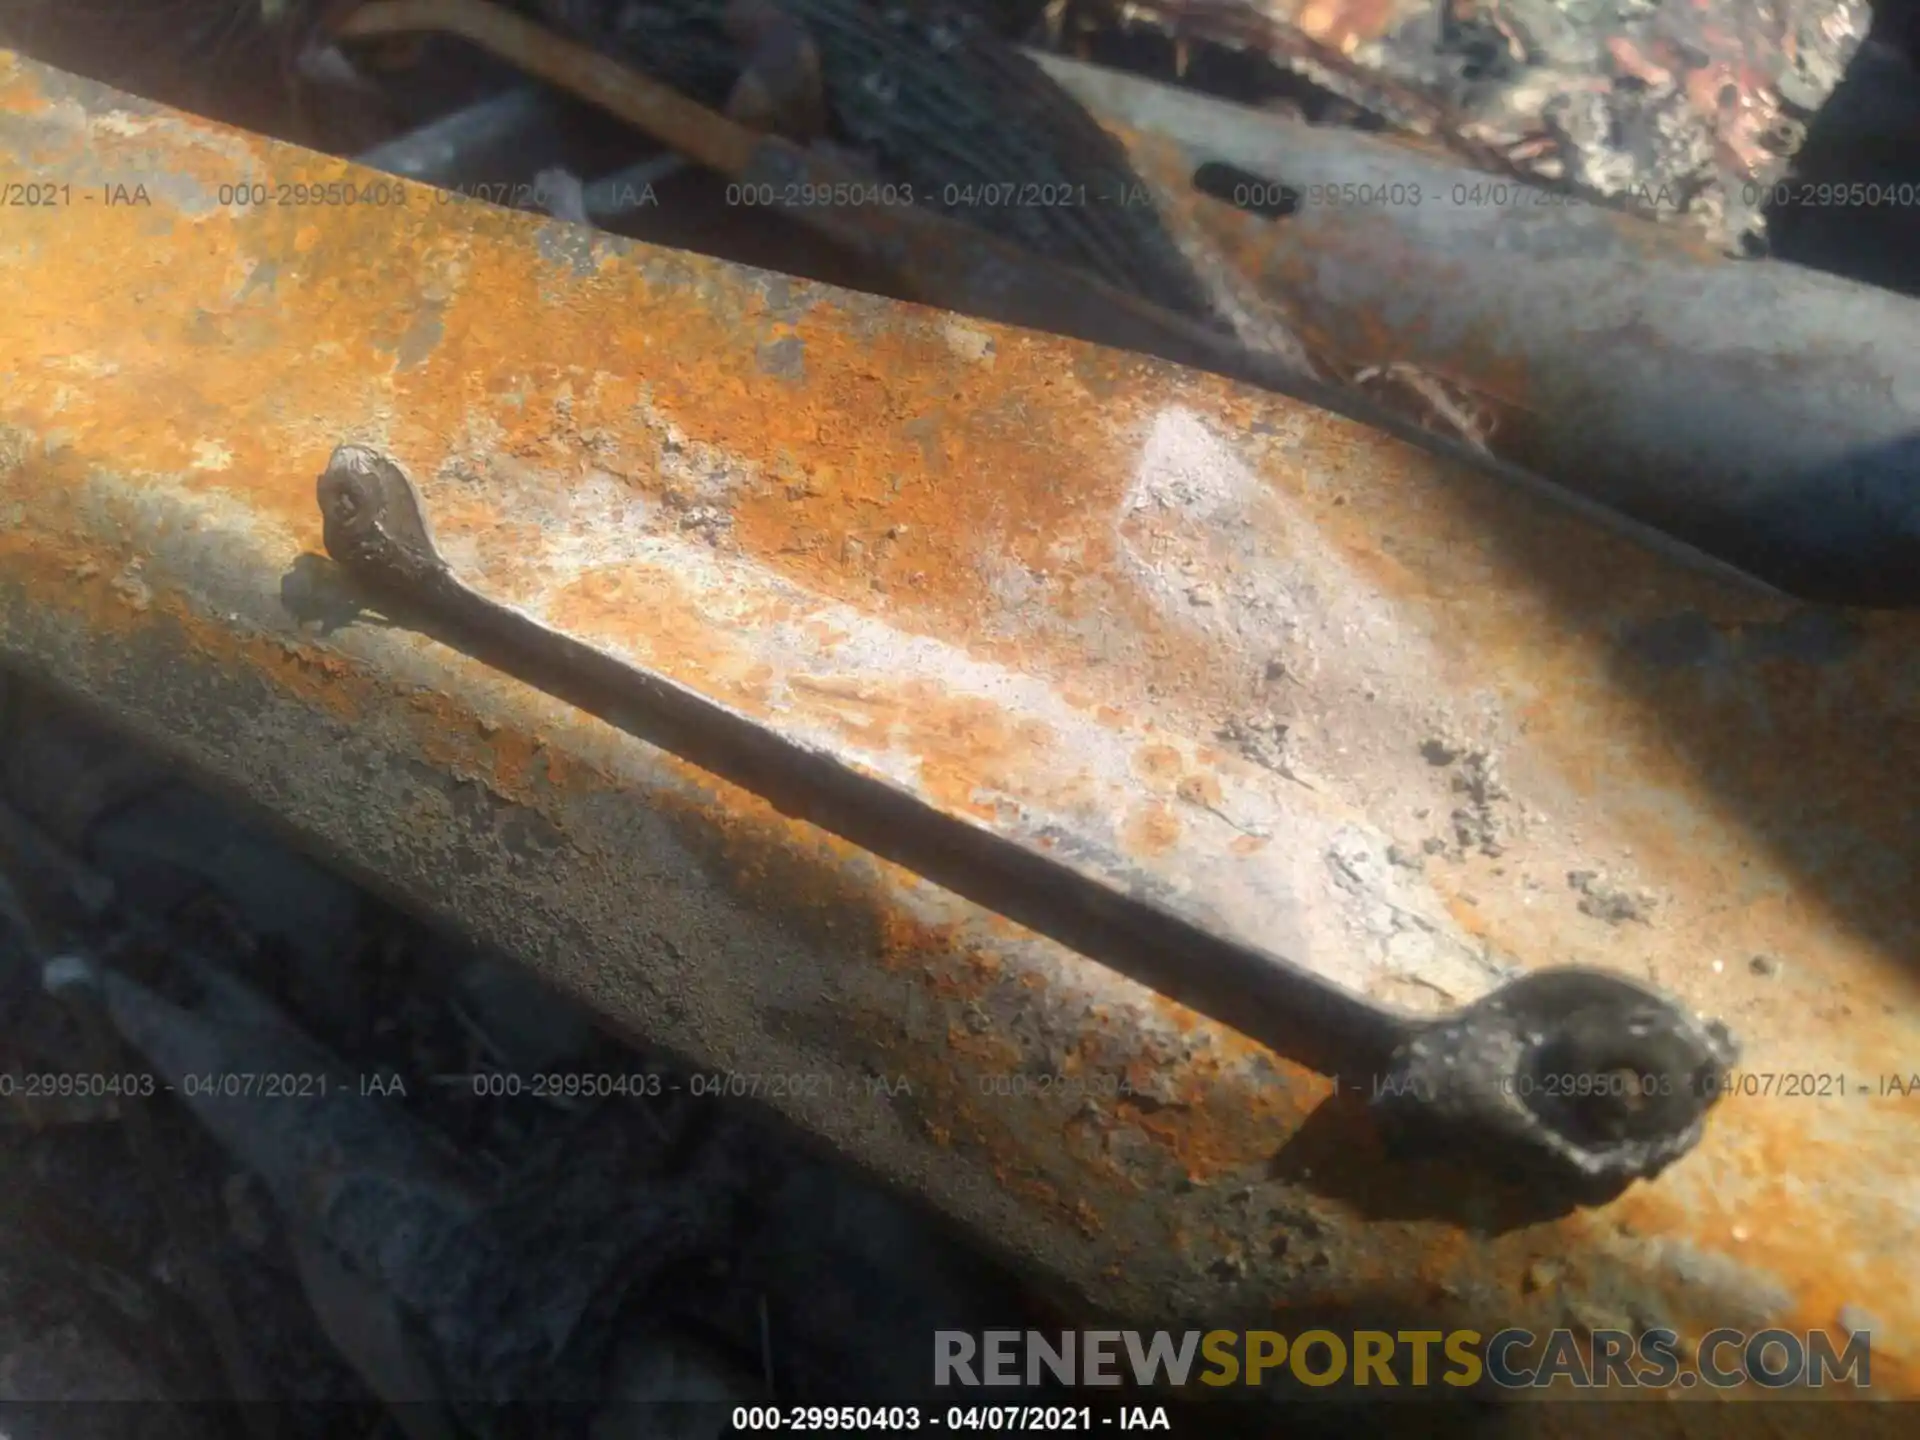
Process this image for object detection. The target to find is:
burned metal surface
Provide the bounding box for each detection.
[337,0,1343,409]
[312,442,1740,1201]
[0,47,1916,1408]
[521,0,1219,318]
[1070,0,1873,253]
[1036,53,1920,607]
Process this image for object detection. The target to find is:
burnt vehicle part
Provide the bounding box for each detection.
[318,442,1737,1201]
[347,0,1222,321]
[1032,52,1920,609]
[51,947,758,1420]
[328,0,1335,394]
[334,0,1750,564]
[1045,0,1873,255]
[0,45,1916,1406]
[43,956,282,1433]
[36,1,1906,608]
[324,9,1920,609]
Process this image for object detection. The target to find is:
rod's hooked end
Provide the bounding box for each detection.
[1372,968,1738,1204]
[317,444,445,589]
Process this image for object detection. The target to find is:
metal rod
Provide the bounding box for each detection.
[354,85,560,182]
[334,0,1361,408]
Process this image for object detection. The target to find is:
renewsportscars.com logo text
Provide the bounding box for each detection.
[934,1328,1871,1391]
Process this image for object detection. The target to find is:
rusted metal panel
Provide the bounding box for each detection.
[1035,52,1920,607]
[0,49,1915,1405]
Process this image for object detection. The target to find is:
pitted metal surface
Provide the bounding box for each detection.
[0,48,1915,1402]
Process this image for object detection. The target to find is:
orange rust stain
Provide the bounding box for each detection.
[632,275,1140,639]
[801,620,852,650]
[480,726,543,797]
[1123,803,1181,857]
[1607,1117,1917,1370]
[992,1168,1070,1221]
[889,681,1057,810]
[162,620,363,723]
[1439,890,1490,938]
[1069,1198,1103,1239]
[544,566,770,705]
[764,671,1064,814]
[1109,1033,1328,1186]
[882,906,982,978]
[1176,772,1224,808]
[0,133,1268,712]
[1132,743,1184,786]
[0,57,57,115]
[1290,0,1403,49]
[1336,530,1423,595]
[945,1028,1024,1070]
[1407,1228,1476,1295]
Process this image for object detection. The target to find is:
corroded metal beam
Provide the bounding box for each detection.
[0,49,1915,1406]
[1036,53,1920,608]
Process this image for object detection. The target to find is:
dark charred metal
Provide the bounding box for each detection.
[334,0,1354,399]
[318,443,1738,1199]
[1062,0,1872,255]
[1374,968,1740,1203]
[523,0,1217,316]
